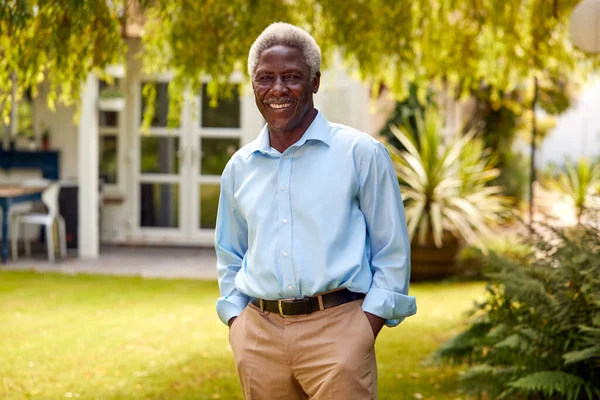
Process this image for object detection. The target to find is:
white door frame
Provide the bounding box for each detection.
[129,77,190,244]
[189,82,244,245]
[125,77,259,246]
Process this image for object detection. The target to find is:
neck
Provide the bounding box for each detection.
[269,109,318,153]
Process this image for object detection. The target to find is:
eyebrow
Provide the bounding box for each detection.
[255,68,305,76]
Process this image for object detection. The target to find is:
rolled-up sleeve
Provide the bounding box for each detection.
[215,162,250,325]
[358,141,417,327]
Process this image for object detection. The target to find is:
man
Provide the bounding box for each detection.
[215,22,416,400]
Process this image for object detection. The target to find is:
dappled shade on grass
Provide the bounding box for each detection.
[0,271,484,400]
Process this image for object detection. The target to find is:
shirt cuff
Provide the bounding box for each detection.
[362,287,417,327]
[216,294,250,326]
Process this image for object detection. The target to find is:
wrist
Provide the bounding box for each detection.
[228,316,237,328]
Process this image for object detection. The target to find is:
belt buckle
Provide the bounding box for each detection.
[277,299,286,316]
[278,297,311,317]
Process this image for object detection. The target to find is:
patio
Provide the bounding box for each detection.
[0,245,218,279]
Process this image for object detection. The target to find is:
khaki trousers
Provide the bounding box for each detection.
[229,299,378,400]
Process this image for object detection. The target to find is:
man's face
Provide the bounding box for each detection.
[252,45,320,135]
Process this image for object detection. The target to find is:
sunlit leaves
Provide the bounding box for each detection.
[386,109,506,250]
[0,0,124,123]
[2,0,598,125]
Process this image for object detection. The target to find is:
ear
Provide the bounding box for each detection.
[312,72,321,94]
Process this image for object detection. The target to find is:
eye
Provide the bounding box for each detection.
[285,75,300,81]
[257,75,273,82]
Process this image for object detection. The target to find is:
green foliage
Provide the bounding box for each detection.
[16,95,34,138]
[509,371,597,400]
[471,90,520,157]
[140,0,293,127]
[458,233,533,278]
[435,222,600,399]
[542,158,600,223]
[459,363,519,399]
[0,0,124,123]
[495,151,531,206]
[325,0,597,105]
[99,86,124,100]
[467,75,573,208]
[377,84,430,151]
[2,0,599,127]
[385,108,507,250]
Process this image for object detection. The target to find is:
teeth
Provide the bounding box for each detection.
[269,103,292,109]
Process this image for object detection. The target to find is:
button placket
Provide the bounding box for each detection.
[277,151,297,295]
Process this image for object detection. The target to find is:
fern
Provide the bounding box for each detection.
[435,321,493,364]
[460,364,518,399]
[434,222,600,399]
[563,344,600,365]
[494,333,532,353]
[508,371,595,400]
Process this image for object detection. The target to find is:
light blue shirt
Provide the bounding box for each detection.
[215,111,416,327]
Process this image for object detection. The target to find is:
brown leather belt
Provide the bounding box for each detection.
[250,288,365,317]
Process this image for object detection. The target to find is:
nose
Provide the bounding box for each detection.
[271,76,288,96]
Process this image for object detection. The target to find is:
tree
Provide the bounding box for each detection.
[0,0,124,123]
[1,0,598,126]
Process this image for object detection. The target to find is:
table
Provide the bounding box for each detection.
[0,185,45,263]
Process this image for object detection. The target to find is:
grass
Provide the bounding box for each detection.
[0,271,485,400]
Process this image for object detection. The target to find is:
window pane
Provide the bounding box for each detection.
[99,111,118,127]
[201,84,241,128]
[140,136,180,174]
[141,82,173,127]
[199,184,220,229]
[200,137,240,175]
[99,135,118,184]
[140,183,179,228]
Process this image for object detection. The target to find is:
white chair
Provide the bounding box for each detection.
[11,182,67,262]
[8,178,51,216]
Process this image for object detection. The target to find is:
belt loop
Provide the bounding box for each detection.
[259,298,265,311]
[317,295,324,311]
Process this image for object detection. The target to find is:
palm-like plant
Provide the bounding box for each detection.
[543,158,600,223]
[386,109,506,251]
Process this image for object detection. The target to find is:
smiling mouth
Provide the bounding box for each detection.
[267,103,294,109]
[266,99,295,110]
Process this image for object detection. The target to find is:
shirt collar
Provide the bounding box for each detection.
[247,110,331,159]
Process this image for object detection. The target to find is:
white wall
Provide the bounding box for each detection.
[34,83,79,181]
[314,54,377,135]
[539,78,600,167]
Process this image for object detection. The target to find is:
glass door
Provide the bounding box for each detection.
[190,83,242,244]
[129,80,247,245]
[133,81,188,243]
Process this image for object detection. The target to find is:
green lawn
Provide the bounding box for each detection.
[0,271,484,400]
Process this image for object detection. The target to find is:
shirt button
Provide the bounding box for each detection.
[283,251,289,257]
[288,285,293,290]
[283,218,288,224]
[281,185,286,190]
[284,155,289,159]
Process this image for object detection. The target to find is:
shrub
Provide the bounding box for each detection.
[541,159,600,224]
[385,108,508,251]
[495,150,530,208]
[457,233,533,278]
[435,222,600,399]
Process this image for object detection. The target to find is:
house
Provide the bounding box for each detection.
[1,36,390,259]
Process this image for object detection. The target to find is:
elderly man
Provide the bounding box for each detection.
[215,22,416,400]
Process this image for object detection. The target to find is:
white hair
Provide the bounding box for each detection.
[248,22,321,79]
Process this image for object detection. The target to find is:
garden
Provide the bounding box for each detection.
[2,1,600,399]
